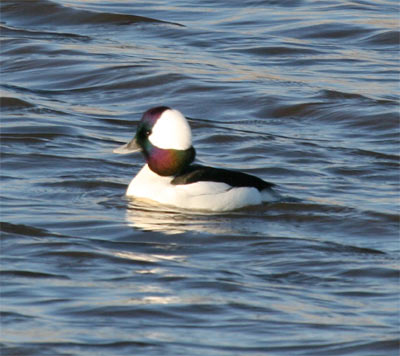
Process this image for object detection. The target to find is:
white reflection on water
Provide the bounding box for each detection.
[112,251,185,263]
[122,190,305,236]
[123,198,260,235]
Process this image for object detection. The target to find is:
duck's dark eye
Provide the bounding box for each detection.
[137,125,151,140]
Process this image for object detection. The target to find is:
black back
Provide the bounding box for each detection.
[171,164,274,191]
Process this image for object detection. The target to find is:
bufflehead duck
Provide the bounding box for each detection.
[114,106,280,211]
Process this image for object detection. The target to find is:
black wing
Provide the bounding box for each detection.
[172,164,274,191]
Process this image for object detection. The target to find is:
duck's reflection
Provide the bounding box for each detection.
[124,197,249,235]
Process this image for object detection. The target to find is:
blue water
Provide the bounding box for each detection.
[1,0,399,355]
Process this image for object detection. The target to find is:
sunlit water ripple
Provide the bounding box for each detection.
[1,0,399,355]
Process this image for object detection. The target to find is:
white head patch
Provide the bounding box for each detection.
[149,109,192,150]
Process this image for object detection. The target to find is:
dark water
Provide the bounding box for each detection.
[1,0,399,355]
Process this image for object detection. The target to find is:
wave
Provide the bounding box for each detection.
[0,96,35,109]
[2,0,184,28]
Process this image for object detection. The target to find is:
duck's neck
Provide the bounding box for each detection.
[144,145,196,177]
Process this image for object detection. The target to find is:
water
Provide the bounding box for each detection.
[1,0,399,355]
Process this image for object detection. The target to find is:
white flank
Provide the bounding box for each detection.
[125,165,278,211]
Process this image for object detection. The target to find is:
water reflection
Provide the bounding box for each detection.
[124,198,251,235]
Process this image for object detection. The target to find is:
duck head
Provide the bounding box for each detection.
[114,106,196,176]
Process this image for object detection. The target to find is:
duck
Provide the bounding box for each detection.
[113,106,280,211]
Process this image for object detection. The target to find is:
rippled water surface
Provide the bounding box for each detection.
[1,0,399,355]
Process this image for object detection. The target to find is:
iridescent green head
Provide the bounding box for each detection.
[114,106,196,176]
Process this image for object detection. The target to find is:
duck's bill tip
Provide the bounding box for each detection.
[113,139,140,154]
